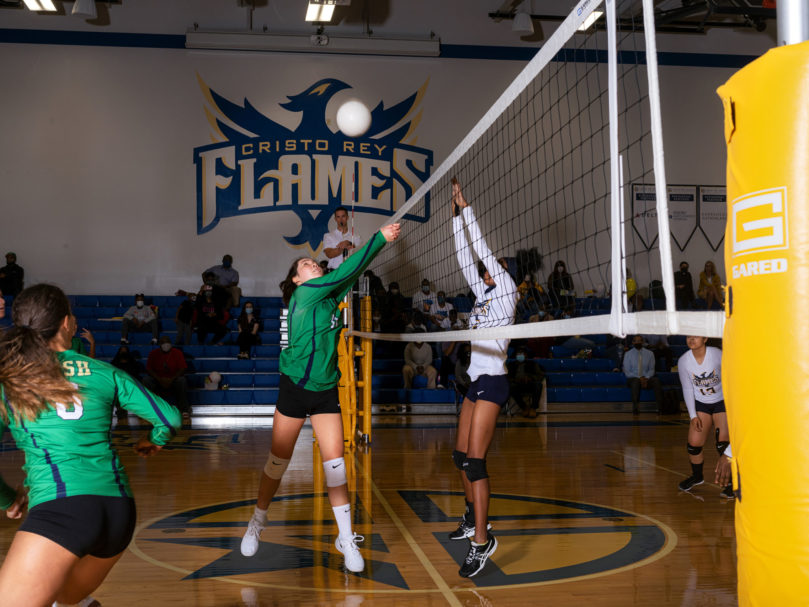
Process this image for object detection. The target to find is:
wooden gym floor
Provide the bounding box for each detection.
[0,409,737,606]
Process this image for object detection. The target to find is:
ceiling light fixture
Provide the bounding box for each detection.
[578,10,604,31]
[23,0,57,11]
[512,1,534,35]
[305,3,334,22]
[72,0,97,18]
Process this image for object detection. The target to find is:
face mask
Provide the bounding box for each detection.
[205,279,215,286]
[422,286,430,293]
[680,267,688,273]
[245,307,253,314]
[136,301,144,308]
[634,343,643,350]
[160,343,172,353]
[222,260,232,268]
[538,310,546,318]
[190,296,197,302]
[516,354,526,362]
[438,297,445,304]
[562,313,570,319]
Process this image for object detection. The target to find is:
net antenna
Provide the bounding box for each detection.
[360,0,723,343]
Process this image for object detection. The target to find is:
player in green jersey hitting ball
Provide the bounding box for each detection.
[0,284,181,607]
[240,222,401,573]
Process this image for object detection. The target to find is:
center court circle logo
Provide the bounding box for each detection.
[131,491,676,592]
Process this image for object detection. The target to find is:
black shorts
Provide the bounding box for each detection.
[20,495,136,558]
[466,374,510,407]
[695,399,726,416]
[275,373,341,418]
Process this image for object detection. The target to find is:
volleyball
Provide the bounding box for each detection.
[336,99,371,137]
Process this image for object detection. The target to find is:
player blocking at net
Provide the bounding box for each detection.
[448,178,517,578]
[240,222,401,573]
[0,284,181,607]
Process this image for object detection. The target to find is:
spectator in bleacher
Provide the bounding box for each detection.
[622,334,664,415]
[380,282,407,331]
[194,285,229,346]
[516,275,546,322]
[323,206,362,270]
[363,270,384,295]
[0,252,24,296]
[69,328,96,359]
[121,294,158,346]
[644,334,674,371]
[111,345,145,419]
[143,336,191,418]
[175,292,196,346]
[448,308,466,330]
[405,310,428,333]
[674,261,695,310]
[402,330,438,389]
[237,301,261,360]
[507,346,545,418]
[411,278,435,316]
[201,271,230,309]
[204,254,241,309]
[429,291,454,330]
[548,260,575,316]
[697,261,723,310]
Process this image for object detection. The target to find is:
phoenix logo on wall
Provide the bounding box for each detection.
[193,75,434,250]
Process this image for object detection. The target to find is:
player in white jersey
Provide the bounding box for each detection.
[677,336,733,498]
[447,178,517,578]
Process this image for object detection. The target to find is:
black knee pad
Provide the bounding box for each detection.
[716,441,730,456]
[687,443,703,456]
[452,450,466,471]
[463,457,488,482]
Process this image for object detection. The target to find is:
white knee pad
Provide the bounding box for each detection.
[323,457,347,488]
[263,454,290,480]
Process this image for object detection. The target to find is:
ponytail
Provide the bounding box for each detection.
[280,258,306,306]
[0,285,78,423]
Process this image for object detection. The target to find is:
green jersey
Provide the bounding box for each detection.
[0,349,181,510]
[280,231,386,391]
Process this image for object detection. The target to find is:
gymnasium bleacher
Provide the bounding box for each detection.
[42,294,685,416]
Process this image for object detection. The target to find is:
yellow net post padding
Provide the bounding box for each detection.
[355,297,374,444]
[718,40,809,605]
[337,301,357,448]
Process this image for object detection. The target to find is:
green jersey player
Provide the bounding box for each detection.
[0,284,181,606]
[240,223,401,574]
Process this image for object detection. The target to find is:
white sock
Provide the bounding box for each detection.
[332,503,353,540]
[53,598,97,607]
[253,505,268,523]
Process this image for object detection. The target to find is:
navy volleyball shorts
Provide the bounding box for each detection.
[695,399,726,416]
[466,374,510,407]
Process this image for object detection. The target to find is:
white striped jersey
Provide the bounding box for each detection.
[453,206,517,381]
[678,346,723,419]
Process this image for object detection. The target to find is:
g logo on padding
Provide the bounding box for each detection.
[731,187,788,257]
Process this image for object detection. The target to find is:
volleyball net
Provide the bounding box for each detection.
[355,0,724,343]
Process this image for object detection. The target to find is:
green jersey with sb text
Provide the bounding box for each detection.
[280,231,386,391]
[0,349,181,510]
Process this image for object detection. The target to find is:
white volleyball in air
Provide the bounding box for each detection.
[336,99,371,137]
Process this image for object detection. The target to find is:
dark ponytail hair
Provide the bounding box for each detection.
[0,284,78,423]
[477,260,488,279]
[279,258,306,306]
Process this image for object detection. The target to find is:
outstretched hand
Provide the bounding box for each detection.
[381,223,401,242]
[5,486,28,520]
[134,436,163,458]
[451,177,469,214]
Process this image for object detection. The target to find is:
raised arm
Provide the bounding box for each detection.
[461,205,515,294]
[298,225,400,305]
